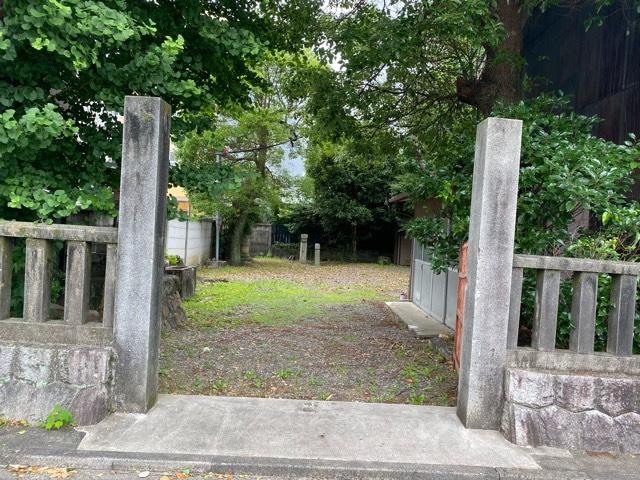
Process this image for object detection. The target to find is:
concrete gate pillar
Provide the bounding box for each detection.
[456,118,522,429]
[113,96,171,412]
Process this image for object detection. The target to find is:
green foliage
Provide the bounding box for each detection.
[404,94,640,271]
[0,0,322,221]
[306,142,397,254]
[314,0,502,139]
[172,53,315,264]
[402,94,640,351]
[43,404,74,430]
[165,254,182,266]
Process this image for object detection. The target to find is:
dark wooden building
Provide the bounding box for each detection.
[524,2,639,144]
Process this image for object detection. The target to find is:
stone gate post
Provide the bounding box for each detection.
[113,96,171,412]
[457,117,522,429]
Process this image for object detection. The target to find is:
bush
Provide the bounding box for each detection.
[403,94,640,351]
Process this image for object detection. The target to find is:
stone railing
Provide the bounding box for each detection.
[0,220,117,346]
[455,117,639,453]
[0,96,171,425]
[508,254,639,356]
[502,253,640,453]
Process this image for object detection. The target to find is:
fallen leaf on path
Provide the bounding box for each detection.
[8,465,75,478]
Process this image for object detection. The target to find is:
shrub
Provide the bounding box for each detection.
[402,94,640,351]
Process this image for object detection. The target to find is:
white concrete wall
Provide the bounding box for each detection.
[166,219,213,266]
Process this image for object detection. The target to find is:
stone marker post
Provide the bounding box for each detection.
[299,234,308,263]
[457,117,522,430]
[314,243,321,266]
[113,96,171,413]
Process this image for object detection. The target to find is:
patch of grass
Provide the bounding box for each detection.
[275,368,296,380]
[184,278,380,328]
[209,378,229,393]
[371,384,401,403]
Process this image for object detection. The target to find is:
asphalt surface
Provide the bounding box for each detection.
[1,425,639,479]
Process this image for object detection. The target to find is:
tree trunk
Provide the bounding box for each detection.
[351,224,357,261]
[456,0,527,115]
[257,126,268,176]
[229,210,249,266]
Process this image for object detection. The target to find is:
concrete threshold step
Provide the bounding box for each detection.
[77,395,537,471]
[385,301,452,339]
[1,395,639,479]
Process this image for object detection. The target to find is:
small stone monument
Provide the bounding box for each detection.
[314,243,321,266]
[299,234,308,263]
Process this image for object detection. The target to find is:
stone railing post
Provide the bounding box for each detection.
[457,117,522,430]
[299,234,308,263]
[113,96,171,413]
[314,243,320,266]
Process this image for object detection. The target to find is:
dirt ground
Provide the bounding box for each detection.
[159,259,457,406]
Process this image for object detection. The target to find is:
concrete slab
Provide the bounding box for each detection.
[79,395,540,470]
[386,301,452,338]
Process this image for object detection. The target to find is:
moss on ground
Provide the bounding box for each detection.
[185,278,380,327]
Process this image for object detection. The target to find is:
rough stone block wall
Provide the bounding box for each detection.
[502,368,640,454]
[161,274,187,329]
[0,342,113,425]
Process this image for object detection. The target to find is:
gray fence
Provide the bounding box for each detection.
[411,241,457,329]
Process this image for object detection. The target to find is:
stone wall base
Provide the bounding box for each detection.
[502,367,640,454]
[162,275,187,329]
[0,342,113,425]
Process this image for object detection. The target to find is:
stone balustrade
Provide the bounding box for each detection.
[0,96,171,424]
[503,253,639,453]
[0,220,117,346]
[508,254,639,356]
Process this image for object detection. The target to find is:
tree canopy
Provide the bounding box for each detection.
[0,0,322,221]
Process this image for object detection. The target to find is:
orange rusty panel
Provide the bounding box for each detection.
[453,242,468,371]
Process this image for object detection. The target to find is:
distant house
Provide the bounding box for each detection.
[388,192,412,267]
[166,186,214,267]
[389,193,457,330]
[168,186,190,213]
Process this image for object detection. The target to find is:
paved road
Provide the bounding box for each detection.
[0,468,298,479]
[2,424,640,480]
